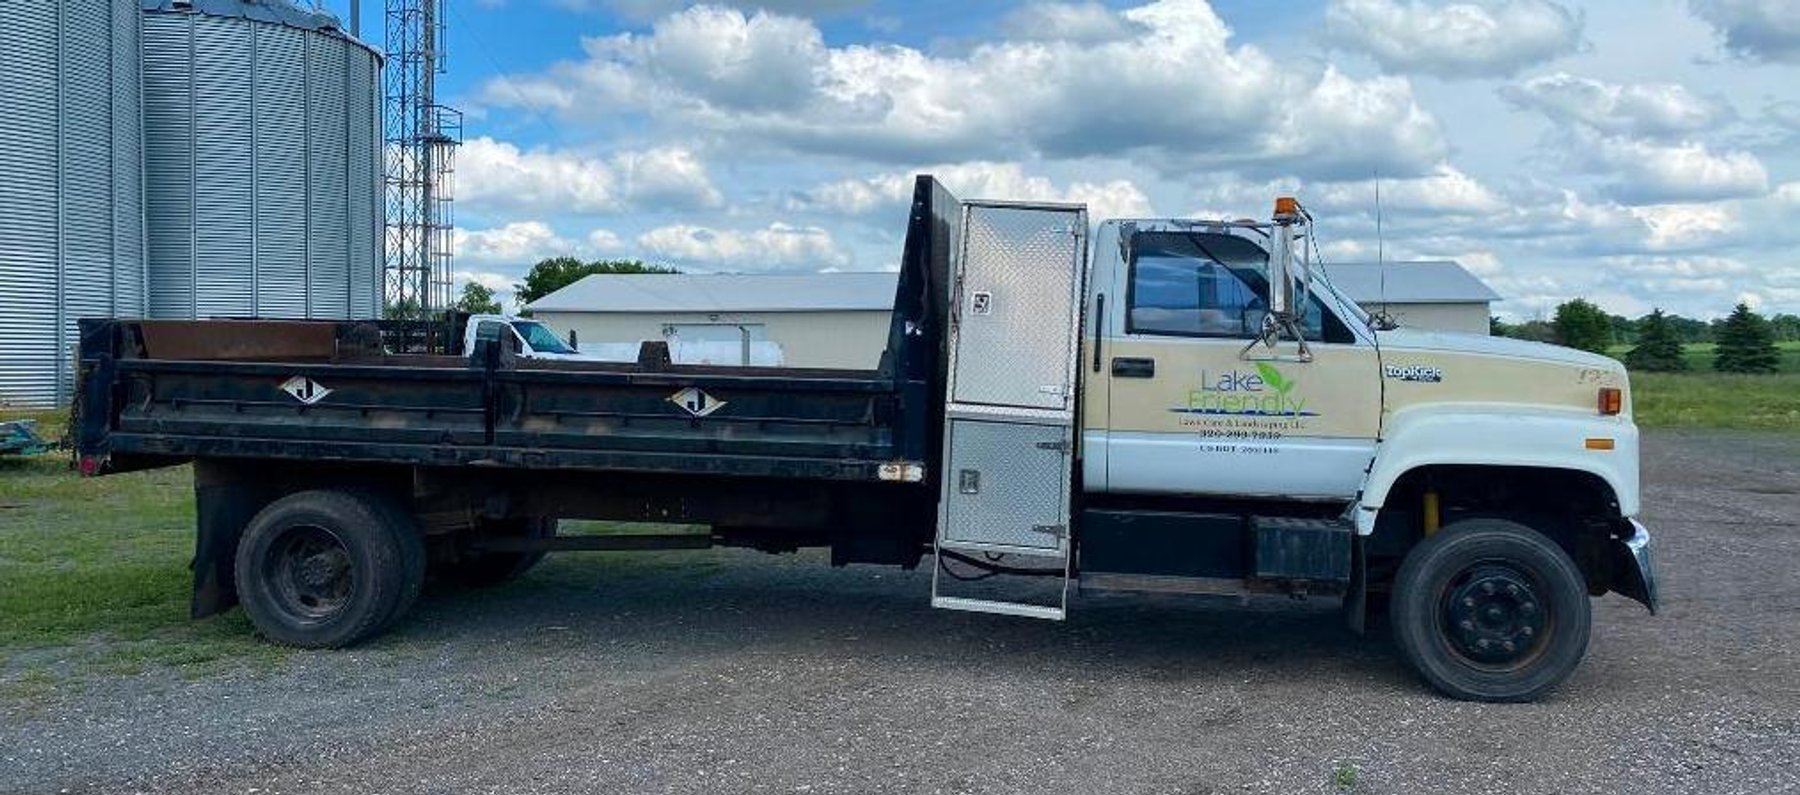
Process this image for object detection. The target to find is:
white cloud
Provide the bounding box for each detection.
[1627,204,1741,250]
[1307,165,1507,216]
[582,0,873,22]
[1690,0,1800,62]
[454,221,582,267]
[1001,2,1145,43]
[457,137,722,216]
[1500,73,1732,137]
[586,229,624,252]
[792,161,1154,224]
[479,0,1447,180]
[1589,137,1769,204]
[611,147,725,210]
[637,222,852,270]
[454,222,630,271]
[1326,0,1583,78]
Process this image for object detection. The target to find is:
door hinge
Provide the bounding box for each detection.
[1034,440,1070,452]
[1030,524,1068,538]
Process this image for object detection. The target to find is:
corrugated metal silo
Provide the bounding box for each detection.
[0,0,145,408]
[140,0,382,322]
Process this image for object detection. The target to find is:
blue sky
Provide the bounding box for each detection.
[327,0,1800,319]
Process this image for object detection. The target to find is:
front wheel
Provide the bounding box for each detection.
[1390,518,1591,702]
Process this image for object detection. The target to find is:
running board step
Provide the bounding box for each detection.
[930,596,1066,621]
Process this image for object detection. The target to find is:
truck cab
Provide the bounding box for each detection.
[932,194,1655,701]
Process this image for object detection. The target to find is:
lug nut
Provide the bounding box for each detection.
[1502,641,1516,653]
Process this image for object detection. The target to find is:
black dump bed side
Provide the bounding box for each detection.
[75,177,962,484]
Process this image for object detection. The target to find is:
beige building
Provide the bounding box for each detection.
[1324,261,1500,335]
[528,273,896,369]
[529,263,1497,370]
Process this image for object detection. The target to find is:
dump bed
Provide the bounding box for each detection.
[74,177,961,483]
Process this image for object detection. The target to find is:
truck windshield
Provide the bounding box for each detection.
[514,321,573,354]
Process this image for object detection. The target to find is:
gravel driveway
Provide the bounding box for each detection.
[3,430,1797,794]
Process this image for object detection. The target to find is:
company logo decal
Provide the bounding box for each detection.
[1384,364,1444,383]
[669,387,726,417]
[1170,363,1315,417]
[279,376,332,405]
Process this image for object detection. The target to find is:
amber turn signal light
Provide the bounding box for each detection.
[1598,387,1622,415]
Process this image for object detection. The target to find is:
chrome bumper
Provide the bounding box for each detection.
[1611,519,1658,614]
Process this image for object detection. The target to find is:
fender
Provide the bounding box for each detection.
[1355,404,1640,534]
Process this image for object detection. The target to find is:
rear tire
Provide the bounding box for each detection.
[445,517,556,587]
[233,490,418,648]
[1390,518,1591,702]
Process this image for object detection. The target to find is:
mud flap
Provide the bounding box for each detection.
[1341,536,1368,635]
[191,460,273,618]
[1609,519,1658,614]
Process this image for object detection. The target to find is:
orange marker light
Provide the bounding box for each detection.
[1585,438,1616,451]
[1598,387,1622,415]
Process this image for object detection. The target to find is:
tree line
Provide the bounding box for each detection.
[451,258,677,316]
[1492,300,1791,374]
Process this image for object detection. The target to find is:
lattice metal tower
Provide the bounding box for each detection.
[383,0,461,315]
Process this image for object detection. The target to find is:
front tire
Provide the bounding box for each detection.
[1390,518,1591,702]
[233,490,418,648]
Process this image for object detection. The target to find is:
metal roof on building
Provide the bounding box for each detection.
[529,272,900,314]
[1320,261,1501,305]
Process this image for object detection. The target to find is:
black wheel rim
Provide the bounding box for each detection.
[264,524,355,622]
[1438,560,1553,671]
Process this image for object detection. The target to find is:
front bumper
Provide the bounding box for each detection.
[1610,519,1658,614]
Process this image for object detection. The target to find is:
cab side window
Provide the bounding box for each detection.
[1128,253,1263,337]
[1125,231,1345,343]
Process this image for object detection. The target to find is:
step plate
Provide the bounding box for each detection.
[931,596,1066,621]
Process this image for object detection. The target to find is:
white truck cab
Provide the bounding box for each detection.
[932,195,1653,701]
[463,315,583,360]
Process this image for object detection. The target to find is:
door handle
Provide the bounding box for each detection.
[1112,357,1155,378]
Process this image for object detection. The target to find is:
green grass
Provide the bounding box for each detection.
[0,410,701,709]
[1602,342,1800,432]
[1629,372,1800,432]
[0,455,286,707]
[1606,340,1800,374]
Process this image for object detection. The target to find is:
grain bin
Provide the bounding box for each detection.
[0,0,144,409]
[140,0,382,322]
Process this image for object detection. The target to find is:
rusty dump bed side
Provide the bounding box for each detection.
[74,177,961,484]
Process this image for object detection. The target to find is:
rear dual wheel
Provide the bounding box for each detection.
[234,490,425,648]
[1391,518,1591,703]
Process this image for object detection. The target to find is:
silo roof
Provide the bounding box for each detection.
[141,0,376,53]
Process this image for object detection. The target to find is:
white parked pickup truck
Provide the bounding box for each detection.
[462,314,785,366]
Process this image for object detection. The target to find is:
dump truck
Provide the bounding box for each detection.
[71,177,1656,702]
